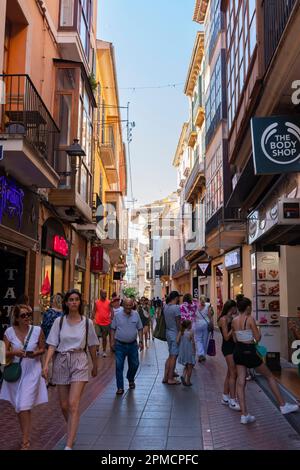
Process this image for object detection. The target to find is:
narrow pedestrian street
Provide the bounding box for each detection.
[2,334,299,451]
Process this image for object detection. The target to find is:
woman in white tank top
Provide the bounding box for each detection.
[232,295,298,425]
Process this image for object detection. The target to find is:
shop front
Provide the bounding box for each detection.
[0,173,39,330]
[247,173,300,390]
[224,248,243,300]
[41,218,69,308]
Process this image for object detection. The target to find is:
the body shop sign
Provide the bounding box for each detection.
[251,116,300,174]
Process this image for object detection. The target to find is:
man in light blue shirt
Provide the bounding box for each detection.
[111,298,143,395]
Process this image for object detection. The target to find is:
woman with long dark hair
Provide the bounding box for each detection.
[43,289,99,450]
[232,295,298,424]
[217,300,240,411]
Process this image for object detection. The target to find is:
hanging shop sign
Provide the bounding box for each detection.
[91,246,103,272]
[225,248,241,270]
[197,263,211,277]
[251,115,300,174]
[113,271,122,281]
[53,235,69,257]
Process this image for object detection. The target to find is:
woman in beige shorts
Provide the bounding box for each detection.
[43,289,99,450]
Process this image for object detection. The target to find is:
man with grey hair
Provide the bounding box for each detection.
[111,298,144,395]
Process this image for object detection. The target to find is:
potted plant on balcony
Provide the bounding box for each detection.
[89,73,97,94]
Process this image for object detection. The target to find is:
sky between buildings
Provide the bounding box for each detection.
[99,0,199,206]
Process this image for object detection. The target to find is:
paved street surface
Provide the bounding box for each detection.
[1,333,300,451]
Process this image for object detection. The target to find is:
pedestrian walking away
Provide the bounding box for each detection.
[138,297,151,348]
[0,305,47,450]
[93,290,113,357]
[163,291,181,385]
[42,289,99,450]
[180,293,198,322]
[110,298,144,395]
[177,320,195,386]
[193,295,213,363]
[232,294,299,424]
[217,299,240,411]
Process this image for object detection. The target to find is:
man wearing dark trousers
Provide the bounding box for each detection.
[111,298,144,395]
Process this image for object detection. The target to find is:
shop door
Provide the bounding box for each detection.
[0,249,26,338]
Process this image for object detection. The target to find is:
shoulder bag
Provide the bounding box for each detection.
[153,309,167,342]
[3,326,34,383]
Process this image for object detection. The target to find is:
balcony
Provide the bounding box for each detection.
[57,0,92,70]
[172,256,189,278]
[0,74,60,188]
[264,0,297,71]
[194,104,205,128]
[184,159,205,203]
[187,121,197,148]
[205,207,247,256]
[48,170,93,224]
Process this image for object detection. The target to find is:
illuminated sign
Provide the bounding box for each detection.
[225,249,241,270]
[53,235,69,257]
[0,176,24,230]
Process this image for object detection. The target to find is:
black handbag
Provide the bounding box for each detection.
[153,312,167,341]
[3,326,34,383]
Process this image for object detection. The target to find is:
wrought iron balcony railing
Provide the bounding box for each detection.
[0,74,59,167]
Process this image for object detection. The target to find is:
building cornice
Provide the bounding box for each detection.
[184,32,204,97]
[172,123,188,167]
[193,0,209,24]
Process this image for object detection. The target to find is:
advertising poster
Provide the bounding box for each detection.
[253,252,281,353]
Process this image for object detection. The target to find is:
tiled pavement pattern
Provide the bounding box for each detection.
[0,352,116,450]
[54,334,300,451]
[1,332,300,450]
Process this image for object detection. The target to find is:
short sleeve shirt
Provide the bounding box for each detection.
[47,317,99,352]
[111,310,143,343]
[164,304,181,334]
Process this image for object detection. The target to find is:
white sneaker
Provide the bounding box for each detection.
[64,446,72,450]
[280,402,299,415]
[102,352,107,358]
[229,399,241,411]
[221,394,229,405]
[240,414,256,424]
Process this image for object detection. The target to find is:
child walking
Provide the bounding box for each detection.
[177,320,195,386]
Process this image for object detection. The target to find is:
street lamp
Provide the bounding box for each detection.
[66,138,86,173]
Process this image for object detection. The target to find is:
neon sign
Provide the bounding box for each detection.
[53,235,69,257]
[0,176,24,230]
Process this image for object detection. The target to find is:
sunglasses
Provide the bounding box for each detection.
[19,312,32,319]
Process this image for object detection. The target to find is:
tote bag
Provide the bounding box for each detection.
[153,312,167,341]
[207,332,216,356]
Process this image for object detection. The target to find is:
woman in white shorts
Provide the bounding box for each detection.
[43,289,99,450]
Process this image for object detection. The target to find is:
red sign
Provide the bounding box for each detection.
[91,246,103,272]
[53,235,69,257]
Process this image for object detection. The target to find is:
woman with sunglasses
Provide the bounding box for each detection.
[42,289,99,450]
[0,304,48,450]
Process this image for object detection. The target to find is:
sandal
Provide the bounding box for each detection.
[167,380,181,385]
[116,389,124,395]
[20,441,30,450]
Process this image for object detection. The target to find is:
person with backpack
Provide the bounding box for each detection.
[42,289,99,450]
[41,293,64,340]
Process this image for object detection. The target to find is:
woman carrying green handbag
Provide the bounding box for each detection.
[0,304,47,450]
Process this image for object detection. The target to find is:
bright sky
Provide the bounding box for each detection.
[98,0,198,206]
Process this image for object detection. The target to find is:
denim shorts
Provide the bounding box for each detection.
[166,331,179,356]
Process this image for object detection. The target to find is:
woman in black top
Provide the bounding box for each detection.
[218,300,240,411]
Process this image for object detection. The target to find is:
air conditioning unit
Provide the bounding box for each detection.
[278,198,300,225]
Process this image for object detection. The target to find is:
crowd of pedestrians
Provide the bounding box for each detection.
[0,288,299,451]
